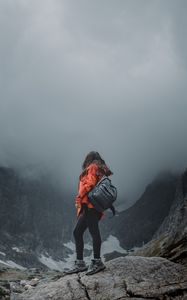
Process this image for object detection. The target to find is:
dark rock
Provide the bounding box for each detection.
[132,169,187,266]
[103,250,127,261]
[0,281,10,299]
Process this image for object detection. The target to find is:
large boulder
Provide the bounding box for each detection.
[11,255,187,300]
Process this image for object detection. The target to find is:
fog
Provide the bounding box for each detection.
[0,0,187,203]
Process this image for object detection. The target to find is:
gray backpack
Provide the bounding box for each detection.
[87,175,117,216]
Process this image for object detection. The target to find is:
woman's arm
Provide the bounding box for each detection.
[77,163,99,198]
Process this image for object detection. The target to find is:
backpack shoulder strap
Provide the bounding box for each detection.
[110,205,116,216]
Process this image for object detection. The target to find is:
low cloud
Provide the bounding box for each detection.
[0,0,187,202]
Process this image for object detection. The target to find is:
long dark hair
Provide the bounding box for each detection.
[81,151,113,175]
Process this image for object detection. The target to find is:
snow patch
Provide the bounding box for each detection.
[0,260,10,267]
[12,247,24,253]
[38,255,68,271]
[101,235,127,255]
[6,260,26,270]
[0,251,6,256]
[63,241,75,252]
[39,235,127,271]
[0,259,26,270]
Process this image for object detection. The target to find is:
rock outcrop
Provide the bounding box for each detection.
[132,169,187,266]
[6,256,186,300]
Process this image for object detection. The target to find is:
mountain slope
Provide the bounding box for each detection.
[133,169,187,266]
[0,167,74,267]
[100,172,178,249]
[0,166,181,268]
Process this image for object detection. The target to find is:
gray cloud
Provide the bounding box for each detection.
[0,0,187,203]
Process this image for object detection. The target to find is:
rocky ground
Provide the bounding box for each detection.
[0,255,186,300]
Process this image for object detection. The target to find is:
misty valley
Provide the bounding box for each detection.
[0,165,186,267]
[0,166,186,299]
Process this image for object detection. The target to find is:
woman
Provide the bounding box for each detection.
[66,151,113,275]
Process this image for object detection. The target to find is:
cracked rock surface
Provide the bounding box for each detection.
[10,255,187,300]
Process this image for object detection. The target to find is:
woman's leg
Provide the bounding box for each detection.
[73,210,88,260]
[86,209,102,259]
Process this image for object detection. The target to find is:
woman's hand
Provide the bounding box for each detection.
[75,195,81,209]
[75,203,81,209]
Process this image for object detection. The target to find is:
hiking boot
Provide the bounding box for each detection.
[85,258,106,275]
[64,259,88,274]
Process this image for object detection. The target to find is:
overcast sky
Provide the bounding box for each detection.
[0,0,187,203]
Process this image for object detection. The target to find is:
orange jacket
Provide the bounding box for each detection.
[75,162,105,220]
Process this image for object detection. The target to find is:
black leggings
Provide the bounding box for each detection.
[73,204,102,260]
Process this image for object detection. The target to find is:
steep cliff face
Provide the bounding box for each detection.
[100,172,178,249]
[133,169,187,266]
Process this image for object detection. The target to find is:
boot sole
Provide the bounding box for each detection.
[64,267,88,275]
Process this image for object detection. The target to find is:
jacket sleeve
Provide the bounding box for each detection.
[78,163,98,198]
[75,181,81,205]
